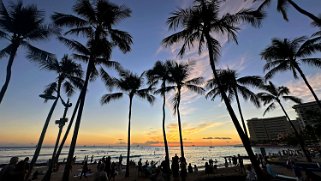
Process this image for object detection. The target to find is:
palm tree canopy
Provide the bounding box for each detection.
[0,1,55,61]
[40,55,84,102]
[257,81,301,115]
[101,70,155,105]
[206,69,262,107]
[166,61,204,112]
[261,36,321,80]
[162,0,264,59]
[146,60,175,96]
[52,0,132,59]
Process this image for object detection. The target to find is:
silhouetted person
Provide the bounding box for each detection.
[194,165,198,173]
[171,154,179,177]
[80,161,89,179]
[138,158,143,176]
[94,163,108,181]
[180,160,187,181]
[0,156,19,181]
[188,163,193,173]
[205,162,209,175]
[119,154,123,166]
[232,155,237,166]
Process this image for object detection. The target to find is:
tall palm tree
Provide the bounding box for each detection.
[101,70,155,177]
[0,1,55,104]
[205,69,263,137]
[52,1,132,179]
[255,0,321,26]
[27,55,83,179]
[146,60,174,173]
[167,61,204,159]
[257,81,312,162]
[261,36,321,110]
[162,0,266,179]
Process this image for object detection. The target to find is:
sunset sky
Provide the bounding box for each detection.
[0,0,320,147]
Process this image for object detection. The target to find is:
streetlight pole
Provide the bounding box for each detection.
[42,99,72,181]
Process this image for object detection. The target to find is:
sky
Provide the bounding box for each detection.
[0,0,321,147]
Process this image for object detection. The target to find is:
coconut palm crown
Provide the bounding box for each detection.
[0,1,55,104]
[261,36,321,109]
[205,69,263,136]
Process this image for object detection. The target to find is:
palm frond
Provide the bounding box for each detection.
[282,95,302,104]
[185,84,205,95]
[263,102,276,116]
[300,58,321,68]
[63,81,75,97]
[100,93,123,105]
[100,67,115,90]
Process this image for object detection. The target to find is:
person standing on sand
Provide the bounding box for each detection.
[94,163,108,181]
[119,154,123,166]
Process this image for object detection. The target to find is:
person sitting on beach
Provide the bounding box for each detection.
[0,156,19,181]
[188,163,193,173]
[94,163,108,181]
[246,165,257,181]
[265,160,276,178]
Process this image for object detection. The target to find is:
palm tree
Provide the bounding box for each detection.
[162,0,266,179]
[0,1,55,104]
[257,81,312,162]
[261,36,321,110]
[52,1,132,179]
[205,69,263,137]
[146,60,174,173]
[255,0,321,26]
[101,70,155,177]
[167,61,204,159]
[27,55,83,179]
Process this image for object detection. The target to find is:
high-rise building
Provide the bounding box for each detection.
[247,116,298,142]
[293,101,321,127]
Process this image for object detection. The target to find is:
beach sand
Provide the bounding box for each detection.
[31,163,246,181]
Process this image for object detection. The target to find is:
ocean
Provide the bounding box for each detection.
[0,146,286,167]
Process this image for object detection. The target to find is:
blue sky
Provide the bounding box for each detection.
[0,0,320,146]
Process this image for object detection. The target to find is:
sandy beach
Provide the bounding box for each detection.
[31,163,246,181]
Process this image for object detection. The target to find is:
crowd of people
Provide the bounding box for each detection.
[0,157,30,181]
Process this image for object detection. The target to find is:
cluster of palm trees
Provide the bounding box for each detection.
[0,0,321,181]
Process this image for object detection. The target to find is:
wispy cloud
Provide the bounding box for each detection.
[203,136,232,140]
[286,73,321,102]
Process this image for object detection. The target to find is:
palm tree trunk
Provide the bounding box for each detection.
[277,101,312,162]
[162,91,170,173]
[0,44,19,104]
[177,89,185,159]
[295,65,321,110]
[43,99,71,181]
[125,96,133,177]
[234,88,248,137]
[26,97,59,180]
[54,97,81,164]
[204,33,267,180]
[62,61,93,181]
[287,0,321,26]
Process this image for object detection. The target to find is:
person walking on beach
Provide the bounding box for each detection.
[80,161,89,179]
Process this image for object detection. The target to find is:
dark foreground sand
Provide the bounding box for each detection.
[32,163,246,181]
